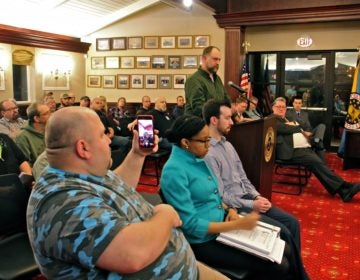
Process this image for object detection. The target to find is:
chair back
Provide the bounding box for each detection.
[0,174,28,237]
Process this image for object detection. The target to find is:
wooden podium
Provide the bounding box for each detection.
[226,116,277,200]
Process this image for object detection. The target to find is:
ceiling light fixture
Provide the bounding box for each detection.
[183,0,193,8]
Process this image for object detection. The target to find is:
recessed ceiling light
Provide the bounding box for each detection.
[183,0,193,8]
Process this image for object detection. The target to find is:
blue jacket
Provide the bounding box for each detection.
[160,145,224,244]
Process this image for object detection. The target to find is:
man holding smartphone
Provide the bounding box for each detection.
[26,107,228,280]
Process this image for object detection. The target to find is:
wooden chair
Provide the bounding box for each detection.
[272,160,311,195]
[140,149,170,186]
[0,174,39,279]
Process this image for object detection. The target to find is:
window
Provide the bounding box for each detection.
[12,64,29,102]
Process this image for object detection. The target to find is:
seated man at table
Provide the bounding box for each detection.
[272,97,360,202]
[203,100,309,280]
[26,106,227,280]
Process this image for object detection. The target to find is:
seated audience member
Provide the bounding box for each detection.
[90,97,130,153]
[161,115,297,280]
[68,92,76,106]
[246,96,263,120]
[16,103,50,166]
[286,96,326,161]
[109,97,133,137]
[136,95,152,115]
[272,97,360,202]
[99,95,108,113]
[232,97,253,124]
[150,97,173,150]
[203,100,309,280]
[79,95,90,107]
[43,96,57,113]
[172,95,185,119]
[57,93,71,110]
[0,132,32,175]
[0,99,26,139]
[26,106,227,280]
[32,151,48,181]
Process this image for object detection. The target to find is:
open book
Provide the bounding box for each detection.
[216,217,285,264]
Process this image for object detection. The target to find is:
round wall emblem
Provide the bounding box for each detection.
[264,126,275,162]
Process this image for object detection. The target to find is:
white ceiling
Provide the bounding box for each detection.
[0,0,187,39]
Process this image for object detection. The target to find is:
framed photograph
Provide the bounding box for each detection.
[111,37,127,50]
[158,74,172,89]
[103,75,116,88]
[120,56,135,69]
[42,74,70,90]
[0,70,4,90]
[96,38,111,51]
[151,56,166,69]
[168,56,181,69]
[173,74,187,89]
[145,74,158,89]
[105,56,120,69]
[144,36,159,49]
[136,56,151,69]
[160,36,176,49]
[183,55,198,68]
[117,74,130,89]
[128,37,143,49]
[177,35,193,48]
[194,35,210,48]
[131,74,144,89]
[87,75,101,88]
[91,57,105,69]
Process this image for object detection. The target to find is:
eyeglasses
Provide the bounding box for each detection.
[189,137,211,147]
[273,105,287,109]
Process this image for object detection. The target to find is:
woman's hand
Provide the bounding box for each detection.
[225,208,239,222]
[237,211,259,230]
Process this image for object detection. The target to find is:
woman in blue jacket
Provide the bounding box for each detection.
[161,115,298,280]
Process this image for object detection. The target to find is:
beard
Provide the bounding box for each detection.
[207,64,219,75]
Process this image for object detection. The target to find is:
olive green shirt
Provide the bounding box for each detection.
[185,67,231,117]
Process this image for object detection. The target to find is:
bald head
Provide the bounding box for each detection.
[46,106,98,150]
[154,97,167,112]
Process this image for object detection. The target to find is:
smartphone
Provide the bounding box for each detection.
[137,115,155,149]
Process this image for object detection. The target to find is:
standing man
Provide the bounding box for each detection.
[185,46,231,117]
[26,106,227,279]
[203,100,309,280]
[272,97,359,202]
[0,99,26,139]
[286,96,326,161]
[16,102,51,166]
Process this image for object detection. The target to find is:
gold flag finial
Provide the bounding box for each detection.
[242,41,251,54]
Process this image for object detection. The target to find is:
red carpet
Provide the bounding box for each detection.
[137,152,360,280]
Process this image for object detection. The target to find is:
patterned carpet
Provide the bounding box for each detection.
[138,152,360,280]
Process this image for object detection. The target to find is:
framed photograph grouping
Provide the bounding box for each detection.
[92,55,201,69]
[95,35,210,51]
[87,74,188,90]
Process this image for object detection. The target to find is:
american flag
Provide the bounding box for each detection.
[240,60,252,97]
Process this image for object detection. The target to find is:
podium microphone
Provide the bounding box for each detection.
[228,81,247,94]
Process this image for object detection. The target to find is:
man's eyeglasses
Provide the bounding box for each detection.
[274,105,287,109]
[189,137,211,146]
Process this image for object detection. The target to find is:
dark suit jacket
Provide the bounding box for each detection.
[272,114,302,160]
[286,109,312,131]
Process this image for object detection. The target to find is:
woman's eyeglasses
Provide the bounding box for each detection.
[189,137,211,146]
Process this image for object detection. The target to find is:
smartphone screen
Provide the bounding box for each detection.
[137,115,155,149]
